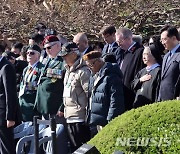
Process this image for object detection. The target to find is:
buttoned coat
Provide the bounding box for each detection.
[35,56,65,115]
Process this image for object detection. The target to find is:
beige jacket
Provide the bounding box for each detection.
[63,57,90,120]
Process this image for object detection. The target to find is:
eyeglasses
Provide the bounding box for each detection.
[44,43,56,50]
[160,38,168,43]
[27,51,35,55]
[86,59,98,67]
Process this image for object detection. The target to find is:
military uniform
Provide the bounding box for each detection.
[35,56,65,117]
[19,61,44,121]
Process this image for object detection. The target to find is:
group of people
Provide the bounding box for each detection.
[0,23,179,153]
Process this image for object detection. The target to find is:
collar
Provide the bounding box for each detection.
[169,43,180,55]
[0,56,3,62]
[82,47,89,56]
[29,61,39,68]
[146,63,160,72]
[128,41,136,52]
[108,42,116,48]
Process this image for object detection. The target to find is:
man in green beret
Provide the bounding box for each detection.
[35,35,65,119]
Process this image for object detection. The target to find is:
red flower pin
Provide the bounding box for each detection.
[33,70,37,75]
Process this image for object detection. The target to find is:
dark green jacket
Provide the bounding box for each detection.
[35,56,65,115]
[19,61,44,121]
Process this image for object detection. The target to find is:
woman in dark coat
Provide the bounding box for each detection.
[131,44,162,108]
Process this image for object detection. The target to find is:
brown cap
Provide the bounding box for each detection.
[83,51,102,61]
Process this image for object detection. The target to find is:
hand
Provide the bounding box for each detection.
[140,74,152,82]
[56,111,64,117]
[7,120,15,128]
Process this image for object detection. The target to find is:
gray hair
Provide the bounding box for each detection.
[116,27,133,39]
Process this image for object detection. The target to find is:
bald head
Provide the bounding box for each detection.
[73,32,89,52]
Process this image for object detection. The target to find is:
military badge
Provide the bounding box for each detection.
[51,78,57,83]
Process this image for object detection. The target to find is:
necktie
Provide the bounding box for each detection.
[165,52,172,67]
[24,67,33,83]
[108,44,111,53]
[27,66,33,74]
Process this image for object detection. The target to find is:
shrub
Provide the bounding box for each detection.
[88,100,180,153]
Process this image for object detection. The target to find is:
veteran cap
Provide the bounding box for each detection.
[27,44,41,53]
[43,35,60,48]
[83,50,102,61]
[59,42,78,57]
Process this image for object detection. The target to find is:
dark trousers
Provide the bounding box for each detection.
[0,126,15,154]
[67,122,91,153]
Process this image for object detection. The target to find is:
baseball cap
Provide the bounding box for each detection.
[59,42,78,57]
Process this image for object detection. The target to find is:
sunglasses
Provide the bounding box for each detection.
[27,51,35,55]
[44,43,56,50]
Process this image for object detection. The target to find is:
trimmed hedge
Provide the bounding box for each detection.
[88,100,180,153]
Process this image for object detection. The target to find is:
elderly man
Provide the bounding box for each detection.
[83,51,125,136]
[73,32,93,56]
[35,35,65,119]
[116,27,145,110]
[19,45,44,121]
[158,25,180,101]
[59,42,91,152]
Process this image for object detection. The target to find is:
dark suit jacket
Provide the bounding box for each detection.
[158,46,180,101]
[0,57,18,126]
[102,42,124,66]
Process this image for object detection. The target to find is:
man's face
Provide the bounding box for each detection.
[44,42,60,58]
[86,58,100,73]
[26,49,40,65]
[115,33,127,50]
[160,31,175,50]
[11,47,20,56]
[102,33,115,44]
[73,37,86,53]
[62,52,77,67]
[38,28,46,36]
[29,39,35,45]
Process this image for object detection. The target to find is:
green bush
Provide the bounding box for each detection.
[88,100,180,154]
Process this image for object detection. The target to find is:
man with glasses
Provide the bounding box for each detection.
[19,45,44,121]
[116,27,144,110]
[35,35,65,120]
[83,51,125,137]
[100,25,123,65]
[158,25,180,101]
